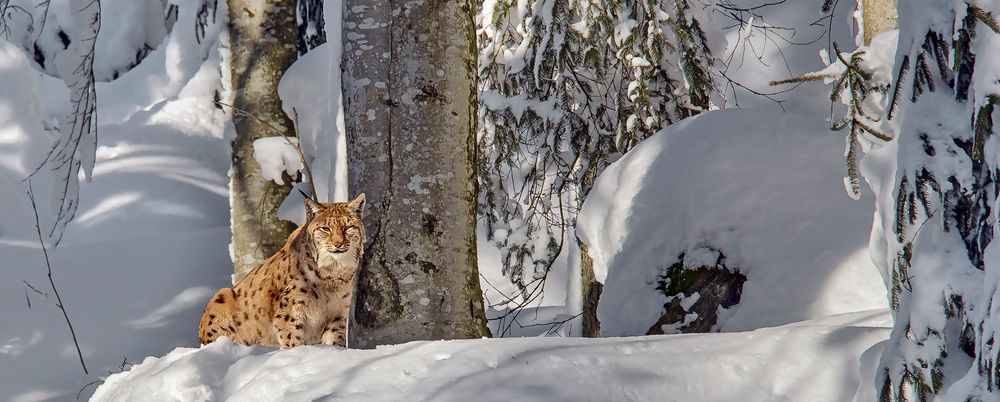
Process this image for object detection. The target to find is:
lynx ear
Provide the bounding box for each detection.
[348,193,366,215]
[304,198,324,220]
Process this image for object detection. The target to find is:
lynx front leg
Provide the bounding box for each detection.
[321,317,347,347]
[273,296,307,348]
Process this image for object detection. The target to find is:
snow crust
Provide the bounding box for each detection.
[92,310,891,402]
[578,108,888,336]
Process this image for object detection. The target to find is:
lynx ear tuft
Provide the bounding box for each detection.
[305,198,324,220]
[348,193,366,215]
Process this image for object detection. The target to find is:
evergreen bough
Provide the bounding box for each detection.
[478,0,718,301]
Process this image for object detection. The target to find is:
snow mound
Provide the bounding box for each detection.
[253,137,304,186]
[578,108,888,336]
[91,310,891,402]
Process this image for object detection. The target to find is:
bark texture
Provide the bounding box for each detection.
[228,0,299,283]
[579,240,602,337]
[343,0,490,347]
[862,0,898,45]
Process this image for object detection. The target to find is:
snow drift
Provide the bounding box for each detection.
[578,108,888,336]
[91,310,890,402]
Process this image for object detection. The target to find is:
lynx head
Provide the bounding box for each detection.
[304,194,366,268]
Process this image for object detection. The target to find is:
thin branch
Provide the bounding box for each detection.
[28,180,88,374]
[23,280,48,309]
[291,108,318,199]
[25,0,100,245]
[32,0,51,42]
[76,357,133,399]
[76,380,101,400]
[214,100,318,200]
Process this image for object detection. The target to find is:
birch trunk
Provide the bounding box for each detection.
[343,0,490,347]
[862,0,898,45]
[228,0,299,283]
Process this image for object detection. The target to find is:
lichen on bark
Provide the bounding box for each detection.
[343,0,489,347]
[227,0,299,284]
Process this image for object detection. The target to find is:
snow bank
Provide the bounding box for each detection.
[578,108,888,336]
[92,310,891,402]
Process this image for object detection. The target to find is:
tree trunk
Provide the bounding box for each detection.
[342,0,490,347]
[577,160,603,337]
[862,0,898,45]
[227,0,299,283]
[579,240,602,337]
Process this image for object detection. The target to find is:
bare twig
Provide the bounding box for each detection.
[517,312,583,336]
[28,180,88,374]
[32,0,50,42]
[214,100,318,200]
[76,380,101,399]
[0,0,33,39]
[291,108,318,199]
[25,0,100,245]
[75,357,133,399]
[23,280,49,309]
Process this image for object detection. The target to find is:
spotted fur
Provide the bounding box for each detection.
[198,194,366,348]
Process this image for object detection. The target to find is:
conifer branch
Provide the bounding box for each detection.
[887,55,910,120]
[768,72,834,86]
[776,41,892,199]
[970,5,1000,34]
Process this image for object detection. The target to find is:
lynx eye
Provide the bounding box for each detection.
[345,226,359,233]
[317,227,332,234]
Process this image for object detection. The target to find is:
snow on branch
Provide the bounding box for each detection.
[254,137,304,186]
[478,0,722,298]
[771,40,894,199]
[26,0,100,245]
[216,101,318,199]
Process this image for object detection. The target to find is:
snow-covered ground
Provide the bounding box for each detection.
[2,101,892,401]
[91,310,891,402]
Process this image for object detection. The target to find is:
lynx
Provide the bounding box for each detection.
[198,194,366,348]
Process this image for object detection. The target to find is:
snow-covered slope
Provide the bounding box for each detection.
[578,108,888,336]
[0,114,232,401]
[91,309,890,402]
[0,3,231,401]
